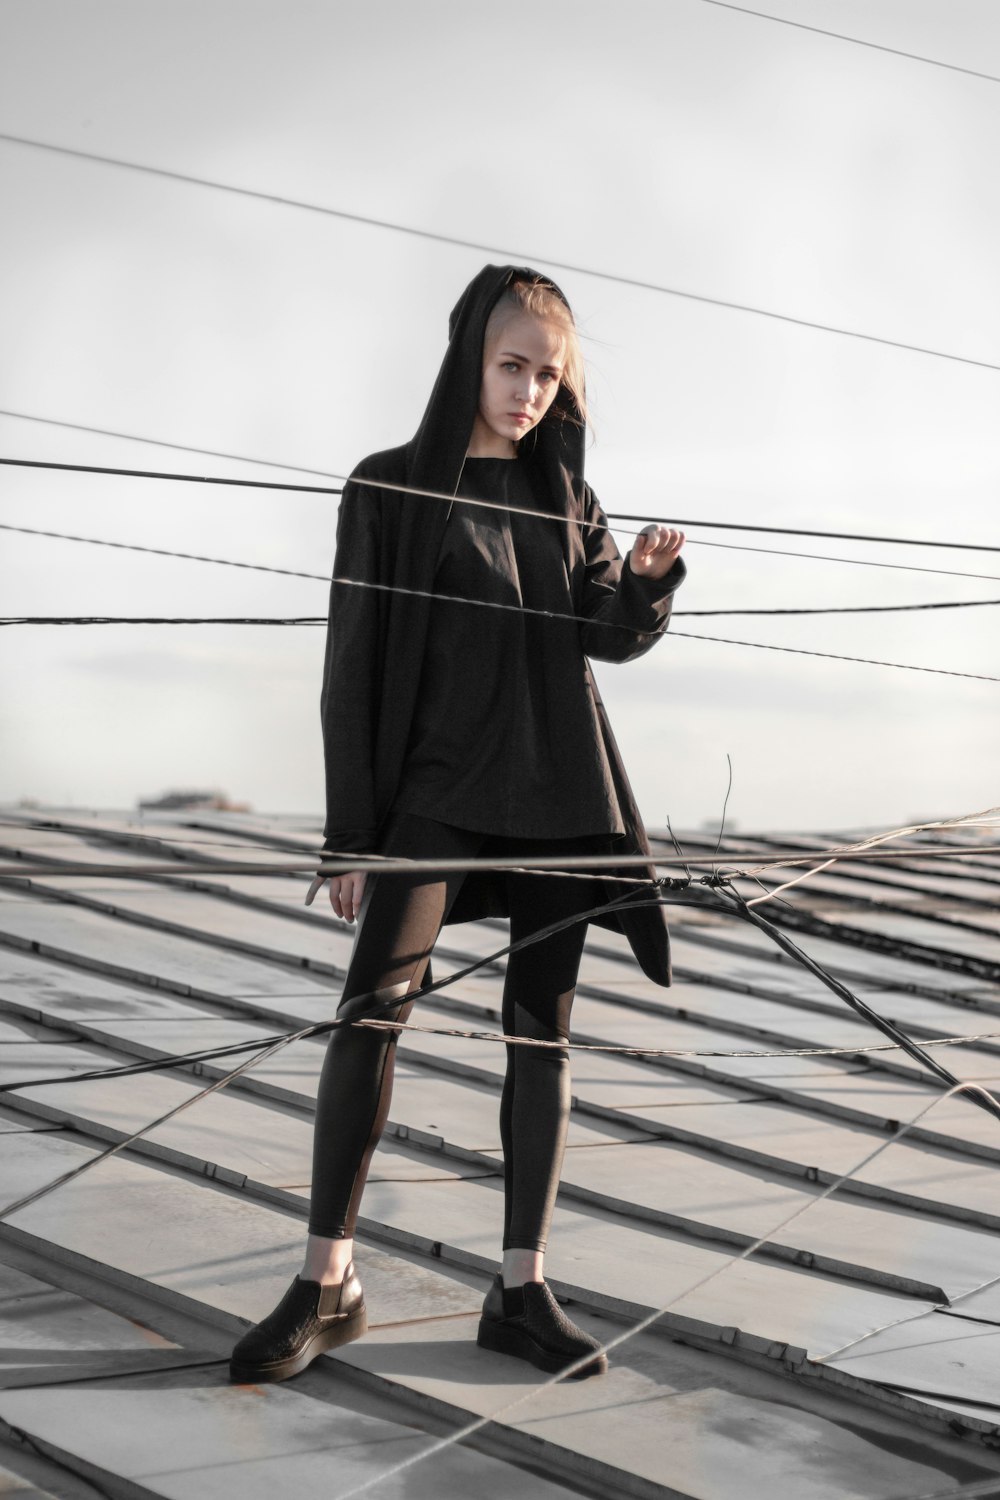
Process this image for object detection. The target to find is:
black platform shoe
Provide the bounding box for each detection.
[477,1276,608,1379]
[229,1265,367,1383]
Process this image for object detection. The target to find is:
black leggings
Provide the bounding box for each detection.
[308,810,603,1251]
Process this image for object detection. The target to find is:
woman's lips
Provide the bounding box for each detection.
[510,413,532,424]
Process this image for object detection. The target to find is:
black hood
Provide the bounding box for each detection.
[407,263,586,498]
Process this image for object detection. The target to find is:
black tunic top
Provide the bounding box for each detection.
[394,455,673,839]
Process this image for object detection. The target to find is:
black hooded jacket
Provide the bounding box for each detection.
[320,263,686,986]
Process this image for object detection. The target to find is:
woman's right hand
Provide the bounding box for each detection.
[305,869,368,922]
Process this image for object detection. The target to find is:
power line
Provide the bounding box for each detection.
[0,408,336,481]
[0,607,995,689]
[670,629,1000,682]
[6,592,1000,626]
[4,523,1000,678]
[7,812,995,872]
[6,429,1000,582]
[3,1007,997,1087]
[6,455,1000,555]
[695,0,1000,86]
[2,132,999,374]
[7,479,1000,588]
[687,535,1000,585]
[1,616,330,626]
[676,599,1000,618]
[6,845,1000,881]
[3,856,999,1129]
[0,521,327,583]
[2,516,999,624]
[611,506,1000,555]
[0,455,344,500]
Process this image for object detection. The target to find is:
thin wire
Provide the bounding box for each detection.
[8,592,1000,623]
[719,884,1000,1118]
[712,753,734,863]
[0,617,332,626]
[5,839,1000,881]
[669,629,1000,683]
[738,808,1000,879]
[0,521,329,582]
[0,455,347,497]
[2,877,995,1121]
[8,456,1000,555]
[4,817,999,1095]
[738,810,1000,910]
[607,507,1000,554]
[353,1017,1000,1061]
[0,1026,314,1221]
[664,816,694,886]
[4,813,997,875]
[731,844,1000,871]
[6,1012,1000,1102]
[6,887,1000,1205]
[0,854,717,878]
[335,1079,1000,1499]
[688,534,1000,585]
[5,927,1000,1476]
[682,598,1000,616]
[745,856,840,909]
[0,850,664,886]
[0,410,336,480]
[8,805,1000,864]
[0,884,721,1143]
[3,526,998,681]
[3,134,998,374]
[694,0,1000,86]
[8,515,1000,603]
[9,449,1000,584]
[6,872,1000,1418]
[7,1022,999,1495]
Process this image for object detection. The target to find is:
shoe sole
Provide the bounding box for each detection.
[230,1304,368,1384]
[477,1315,608,1379]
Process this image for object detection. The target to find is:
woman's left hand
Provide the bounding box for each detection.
[628,524,685,580]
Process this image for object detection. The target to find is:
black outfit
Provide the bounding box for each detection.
[397,454,641,837]
[308,811,608,1249]
[310,263,687,1255]
[320,262,686,986]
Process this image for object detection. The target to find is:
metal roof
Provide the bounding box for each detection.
[2,807,1000,1498]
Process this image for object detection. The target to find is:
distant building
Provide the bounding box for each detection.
[138,789,251,812]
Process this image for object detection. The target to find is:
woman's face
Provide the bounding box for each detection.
[470,313,566,456]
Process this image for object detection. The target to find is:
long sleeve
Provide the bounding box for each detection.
[576,487,687,664]
[319,472,383,854]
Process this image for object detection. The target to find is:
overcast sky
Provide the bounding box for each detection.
[1,0,998,836]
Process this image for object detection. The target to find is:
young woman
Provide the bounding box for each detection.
[230,264,686,1385]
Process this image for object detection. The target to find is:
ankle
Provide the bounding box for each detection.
[501,1249,544,1289]
[302,1234,355,1286]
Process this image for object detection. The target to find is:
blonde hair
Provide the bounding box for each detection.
[482,278,588,428]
